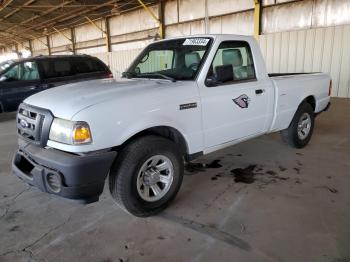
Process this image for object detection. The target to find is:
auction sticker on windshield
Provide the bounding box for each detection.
[183,38,210,46]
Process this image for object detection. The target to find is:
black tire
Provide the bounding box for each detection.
[280,102,315,148]
[109,135,184,217]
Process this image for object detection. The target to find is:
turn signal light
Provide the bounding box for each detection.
[73,125,92,144]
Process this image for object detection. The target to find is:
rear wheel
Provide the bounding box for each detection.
[281,102,315,148]
[109,136,184,217]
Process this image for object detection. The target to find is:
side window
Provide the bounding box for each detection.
[90,59,107,72]
[1,64,21,81]
[1,62,39,81]
[207,41,256,85]
[22,62,39,80]
[41,59,75,79]
[137,50,174,73]
[74,59,93,74]
[74,58,106,74]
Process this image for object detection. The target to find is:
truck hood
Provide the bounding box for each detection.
[24,78,181,119]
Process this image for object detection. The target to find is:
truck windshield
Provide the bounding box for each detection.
[124,37,213,81]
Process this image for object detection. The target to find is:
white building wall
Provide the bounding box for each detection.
[259,24,350,98]
[75,20,105,43]
[109,6,159,36]
[31,36,49,56]
[262,0,350,33]
[50,29,71,48]
[219,11,254,35]
[207,0,253,16]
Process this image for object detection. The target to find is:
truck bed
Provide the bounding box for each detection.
[268,72,317,77]
[268,72,331,132]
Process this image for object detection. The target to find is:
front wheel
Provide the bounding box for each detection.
[280,102,315,148]
[109,136,184,217]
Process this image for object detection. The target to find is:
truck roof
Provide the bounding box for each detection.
[155,34,255,43]
[5,54,94,64]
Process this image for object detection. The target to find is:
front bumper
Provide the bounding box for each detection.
[12,141,117,203]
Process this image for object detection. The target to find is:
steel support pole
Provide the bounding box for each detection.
[254,0,262,39]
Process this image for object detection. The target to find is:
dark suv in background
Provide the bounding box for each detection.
[0,55,112,113]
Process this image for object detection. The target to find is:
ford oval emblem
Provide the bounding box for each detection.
[20,119,29,129]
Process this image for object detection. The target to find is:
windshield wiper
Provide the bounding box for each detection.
[122,71,137,78]
[139,73,176,82]
[122,71,176,82]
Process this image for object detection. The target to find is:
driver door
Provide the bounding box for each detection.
[199,41,270,148]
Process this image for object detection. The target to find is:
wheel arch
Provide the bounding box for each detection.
[115,125,189,156]
[301,95,316,111]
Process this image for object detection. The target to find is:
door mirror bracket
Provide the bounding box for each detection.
[205,77,219,87]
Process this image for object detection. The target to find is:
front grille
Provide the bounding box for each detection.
[17,108,44,142]
[17,104,54,147]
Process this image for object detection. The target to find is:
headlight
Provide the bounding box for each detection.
[49,118,92,145]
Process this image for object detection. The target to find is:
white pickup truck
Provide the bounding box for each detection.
[13,34,331,217]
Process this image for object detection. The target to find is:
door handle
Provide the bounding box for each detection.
[255,89,264,95]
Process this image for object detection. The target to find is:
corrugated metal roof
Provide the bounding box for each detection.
[0,0,157,47]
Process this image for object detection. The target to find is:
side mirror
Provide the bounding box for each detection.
[122,68,140,78]
[205,77,219,87]
[215,64,234,83]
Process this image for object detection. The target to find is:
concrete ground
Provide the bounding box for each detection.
[0,98,349,262]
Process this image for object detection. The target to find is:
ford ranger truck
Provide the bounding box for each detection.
[12,35,331,217]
